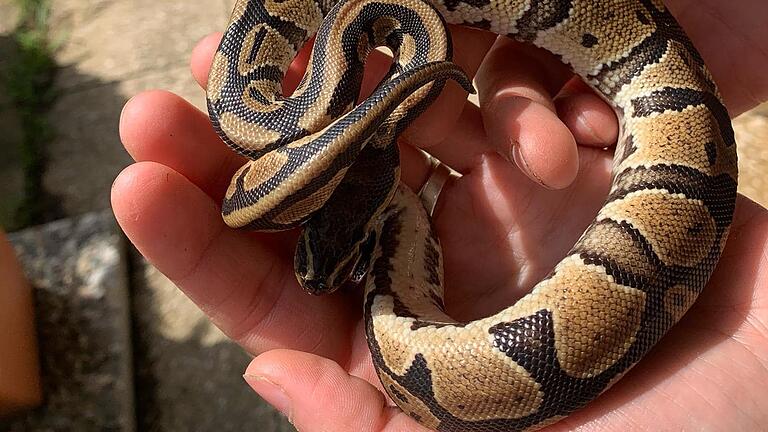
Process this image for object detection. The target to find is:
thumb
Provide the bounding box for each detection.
[244,349,430,432]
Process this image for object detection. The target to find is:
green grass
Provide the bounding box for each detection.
[4,0,57,229]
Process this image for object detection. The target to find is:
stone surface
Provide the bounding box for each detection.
[130,249,294,432]
[42,0,232,217]
[0,0,20,34]
[733,103,768,209]
[1,212,134,431]
[23,1,293,429]
[49,0,231,97]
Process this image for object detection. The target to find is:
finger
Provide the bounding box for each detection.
[119,89,243,200]
[111,162,352,359]
[284,38,314,94]
[245,350,431,432]
[399,141,436,194]
[191,32,222,89]
[416,102,491,173]
[555,77,619,148]
[476,37,579,189]
[400,26,497,149]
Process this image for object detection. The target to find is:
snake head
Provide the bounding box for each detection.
[294,242,355,296]
[294,225,377,296]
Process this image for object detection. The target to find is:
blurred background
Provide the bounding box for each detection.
[0,0,765,430]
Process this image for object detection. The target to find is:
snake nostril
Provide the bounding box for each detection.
[300,277,331,296]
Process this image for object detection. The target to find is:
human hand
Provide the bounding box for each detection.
[112,5,768,431]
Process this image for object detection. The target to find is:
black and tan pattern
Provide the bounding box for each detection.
[207,0,738,430]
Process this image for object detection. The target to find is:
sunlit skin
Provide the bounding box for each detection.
[113,1,768,430]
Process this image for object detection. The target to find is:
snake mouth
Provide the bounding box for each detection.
[298,277,337,296]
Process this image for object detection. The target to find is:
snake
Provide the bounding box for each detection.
[206,0,739,430]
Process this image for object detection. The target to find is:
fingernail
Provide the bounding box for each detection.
[503,137,518,163]
[244,374,292,421]
[575,110,607,144]
[511,143,549,189]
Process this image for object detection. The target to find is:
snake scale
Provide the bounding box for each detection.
[206,0,739,430]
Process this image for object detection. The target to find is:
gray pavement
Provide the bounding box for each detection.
[130,249,294,432]
[2,0,293,429]
[2,212,134,431]
[45,0,232,216]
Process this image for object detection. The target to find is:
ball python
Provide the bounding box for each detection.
[206,0,739,430]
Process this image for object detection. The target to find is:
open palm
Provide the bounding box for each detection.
[113,4,768,430]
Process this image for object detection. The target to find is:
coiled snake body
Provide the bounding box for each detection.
[206,0,739,430]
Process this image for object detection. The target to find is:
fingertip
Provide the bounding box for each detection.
[191,32,223,89]
[120,90,188,159]
[474,36,584,189]
[110,164,140,214]
[111,161,222,279]
[246,350,421,432]
[556,91,619,148]
[243,368,293,423]
[245,350,365,401]
[111,163,162,241]
[485,97,579,190]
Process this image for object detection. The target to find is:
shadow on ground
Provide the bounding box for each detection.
[129,247,294,432]
[0,33,63,231]
[0,23,292,432]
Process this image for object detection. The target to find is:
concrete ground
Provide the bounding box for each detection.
[41,0,295,430]
[734,103,768,207]
[44,0,232,216]
[2,0,294,430]
[1,0,767,429]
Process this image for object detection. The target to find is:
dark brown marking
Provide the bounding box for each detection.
[581,33,598,48]
[704,141,718,166]
[443,0,491,13]
[515,0,573,42]
[390,384,410,403]
[617,135,638,165]
[630,87,734,146]
[635,9,650,25]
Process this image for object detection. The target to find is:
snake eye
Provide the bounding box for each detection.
[350,231,377,284]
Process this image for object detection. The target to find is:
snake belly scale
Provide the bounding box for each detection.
[206,0,739,430]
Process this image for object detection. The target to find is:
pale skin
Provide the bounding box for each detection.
[113,0,768,430]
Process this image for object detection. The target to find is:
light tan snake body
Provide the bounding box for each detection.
[206,0,739,430]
